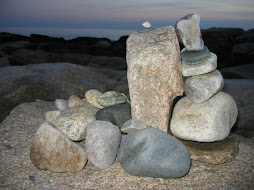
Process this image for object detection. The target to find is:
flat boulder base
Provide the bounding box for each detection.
[85,121,121,169]
[176,136,239,164]
[56,103,99,141]
[170,92,238,142]
[1,100,254,189]
[184,69,224,103]
[30,122,87,173]
[95,103,131,128]
[127,26,183,133]
[117,128,191,178]
[175,13,204,51]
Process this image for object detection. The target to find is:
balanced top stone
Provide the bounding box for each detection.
[175,13,204,51]
[127,26,183,133]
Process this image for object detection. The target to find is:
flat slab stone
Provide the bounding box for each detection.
[176,136,239,164]
[181,50,217,76]
[127,26,183,133]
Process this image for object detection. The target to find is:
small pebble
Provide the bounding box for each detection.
[55,99,68,111]
[68,95,85,108]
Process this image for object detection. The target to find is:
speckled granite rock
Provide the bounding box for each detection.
[85,121,121,169]
[95,103,131,128]
[184,69,224,103]
[56,103,99,141]
[170,92,238,142]
[127,26,183,133]
[175,13,204,51]
[30,122,87,172]
[44,110,61,125]
[85,89,104,109]
[68,95,85,108]
[0,100,253,189]
[176,135,239,164]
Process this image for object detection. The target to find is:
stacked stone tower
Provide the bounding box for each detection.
[170,14,238,143]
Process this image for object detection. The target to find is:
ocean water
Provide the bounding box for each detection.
[0,27,136,41]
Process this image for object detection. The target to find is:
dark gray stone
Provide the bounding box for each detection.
[117,128,191,178]
[95,103,131,128]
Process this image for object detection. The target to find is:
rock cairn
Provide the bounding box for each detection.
[30,16,239,179]
[170,14,238,164]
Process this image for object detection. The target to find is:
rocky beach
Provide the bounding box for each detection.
[0,20,254,189]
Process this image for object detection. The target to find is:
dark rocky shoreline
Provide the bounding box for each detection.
[0,27,253,70]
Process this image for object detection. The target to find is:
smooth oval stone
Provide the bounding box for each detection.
[85,121,121,169]
[56,103,99,141]
[117,128,191,178]
[95,103,131,128]
[121,119,148,133]
[68,95,85,108]
[85,89,104,109]
[170,92,238,142]
[55,99,68,111]
[175,13,204,51]
[30,122,87,173]
[97,91,127,107]
[184,69,224,103]
[45,110,61,126]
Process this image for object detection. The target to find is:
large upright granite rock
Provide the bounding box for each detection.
[127,26,183,132]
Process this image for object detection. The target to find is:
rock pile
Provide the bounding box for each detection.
[171,14,239,164]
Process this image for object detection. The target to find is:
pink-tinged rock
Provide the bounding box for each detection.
[176,136,239,164]
[126,26,183,132]
[30,122,87,173]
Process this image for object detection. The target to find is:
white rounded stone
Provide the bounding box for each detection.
[170,92,238,142]
[142,21,152,28]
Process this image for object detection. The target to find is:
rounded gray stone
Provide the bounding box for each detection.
[97,91,127,107]
[121,119,148,133]
[56,103,99,141]
[55,99,68,111]
[45,110,61,126]
[181,46,210,65]
[85,121,121,169]
[184,70,224,103]
[117,128,191,178]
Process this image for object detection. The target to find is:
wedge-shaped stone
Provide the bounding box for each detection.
[170,92,238,142]
[30,122,87,173]
[127,26,183,133]
[175,13,204,51]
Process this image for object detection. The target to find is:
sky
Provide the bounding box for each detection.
[0,0,254,30]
